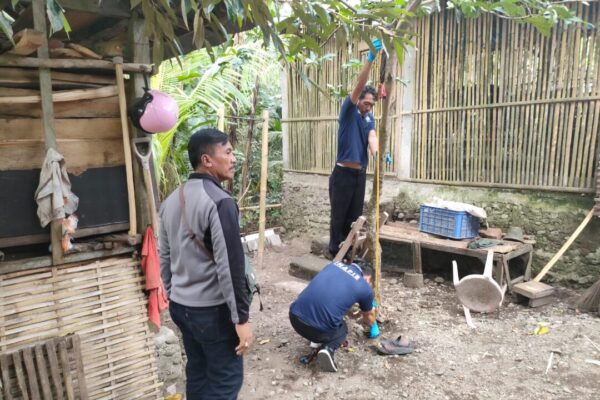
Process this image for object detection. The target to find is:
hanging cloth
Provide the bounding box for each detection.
[34,148,79,227]
[141,225,169,329]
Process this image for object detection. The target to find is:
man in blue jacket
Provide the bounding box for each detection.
[289,259,376,372]
[329,39,381,258]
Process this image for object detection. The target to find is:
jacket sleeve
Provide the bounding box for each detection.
[209,197,250,324]
[158,205,172,297]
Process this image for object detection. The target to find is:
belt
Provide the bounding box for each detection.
[335,163,366,173]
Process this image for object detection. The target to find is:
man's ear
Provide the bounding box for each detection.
[200,153,211,167]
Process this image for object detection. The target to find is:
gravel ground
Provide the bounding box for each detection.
[238,239,600,400]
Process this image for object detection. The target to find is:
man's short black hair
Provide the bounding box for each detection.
[187,128,229,170]
[359,85,378,101]
[354,258,374,277]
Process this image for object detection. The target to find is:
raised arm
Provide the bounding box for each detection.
[350,39,382,104]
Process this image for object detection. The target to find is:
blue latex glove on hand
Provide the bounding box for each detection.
[367,38,382,62]
[368,321,380,339]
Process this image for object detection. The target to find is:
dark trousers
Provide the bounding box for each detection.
[328,165,367,255]
[289,312,348,351]
[170,301,243,400]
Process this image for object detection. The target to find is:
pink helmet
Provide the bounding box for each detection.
[130,89,179,134]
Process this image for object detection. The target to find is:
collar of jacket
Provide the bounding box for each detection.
[188,172,223,188]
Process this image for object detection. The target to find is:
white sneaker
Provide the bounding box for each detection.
[317,348,338,372]
[309,342,321,349]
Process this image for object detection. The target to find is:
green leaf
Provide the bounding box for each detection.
[46,0,65,35]
[0,11,14,45]
[526,15,552,36]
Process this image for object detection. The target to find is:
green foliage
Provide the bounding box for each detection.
[152,38,282,230]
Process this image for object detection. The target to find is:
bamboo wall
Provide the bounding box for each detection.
[413,3,600,191]
[0,256,162,399]
[285,4,600,193]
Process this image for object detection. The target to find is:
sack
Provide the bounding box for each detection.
[245,255,263,311]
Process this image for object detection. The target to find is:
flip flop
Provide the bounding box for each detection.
[376,336,416,356]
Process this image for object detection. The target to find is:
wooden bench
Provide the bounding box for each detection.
[379,221,533,292]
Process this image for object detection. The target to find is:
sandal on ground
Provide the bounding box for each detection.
[376,336,416,356]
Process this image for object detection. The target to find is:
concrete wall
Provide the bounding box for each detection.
[283,172,600,287]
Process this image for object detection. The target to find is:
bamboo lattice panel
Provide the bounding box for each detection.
[0,257,161,399]
[285,41,398,175]
[412,4,600,191]
[1,334,88,400]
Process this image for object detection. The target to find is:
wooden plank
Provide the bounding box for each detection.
[0,354,12,399]
[70,335,88,400]
[34,344,53,400]
[0,138,125,171]
[0,56,152,73]
[57,340,74,400]
[46,340,65,400]
[22,347,40,400]
[0,67,116,86]
[0,118,122,141]
[12,351,29,400]
[0,86,118,105]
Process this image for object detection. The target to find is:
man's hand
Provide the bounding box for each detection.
[367,38,382,62]
[235,322,253,356]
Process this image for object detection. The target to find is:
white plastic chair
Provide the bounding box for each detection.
[453,250,507,327]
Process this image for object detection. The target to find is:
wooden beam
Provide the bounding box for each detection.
[0,246,135,275]
[0,55,155,74]
[33,0,62,266]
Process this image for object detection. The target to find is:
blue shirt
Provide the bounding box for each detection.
[336,96,376,168]
[290,262,374,332]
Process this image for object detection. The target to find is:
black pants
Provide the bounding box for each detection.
[170,301,243,400]
[328,165,367,255]
[289,312,348,351]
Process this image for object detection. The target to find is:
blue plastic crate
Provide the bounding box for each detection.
[419,205,480,239]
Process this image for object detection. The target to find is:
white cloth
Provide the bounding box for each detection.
[423,198,487,219]
[35,148,79,227]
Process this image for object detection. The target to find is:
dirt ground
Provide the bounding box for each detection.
[170,238,600,400]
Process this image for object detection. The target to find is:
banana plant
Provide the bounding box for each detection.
[150,40,279,198]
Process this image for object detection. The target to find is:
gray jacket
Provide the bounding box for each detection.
[159,173,249,324]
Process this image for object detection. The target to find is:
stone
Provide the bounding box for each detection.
[289,254,328,281]
[310,236,330,257]
[154,326,183,384]
[434,277,444,284]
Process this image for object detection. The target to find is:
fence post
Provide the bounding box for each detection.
[257,110,270,268]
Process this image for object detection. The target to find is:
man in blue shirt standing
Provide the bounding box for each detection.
[329,39,381,258]
[289,259,376,372]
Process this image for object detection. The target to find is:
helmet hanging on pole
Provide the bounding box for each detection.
[129,72,179,134]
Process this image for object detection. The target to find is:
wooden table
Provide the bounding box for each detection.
[379,221,533,291]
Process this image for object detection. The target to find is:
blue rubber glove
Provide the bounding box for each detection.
[367,38,382,62]
[368,321,380,339]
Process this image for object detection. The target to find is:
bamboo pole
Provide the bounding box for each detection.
[114,57,137,238]
[257,110,270,269]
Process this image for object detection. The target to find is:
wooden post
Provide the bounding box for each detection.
[256,110,270,268]
[128,15,153,235]
[33,0,62,266]
[114,56,137,237]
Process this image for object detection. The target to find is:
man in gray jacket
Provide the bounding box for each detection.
[159,128,252,400]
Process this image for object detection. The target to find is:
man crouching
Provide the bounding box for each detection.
[289,259,376,372]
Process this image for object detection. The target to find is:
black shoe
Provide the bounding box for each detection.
[317,347,338,372]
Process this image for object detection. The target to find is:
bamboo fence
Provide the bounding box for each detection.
[285,4,600,194]
[0,256,162,399]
